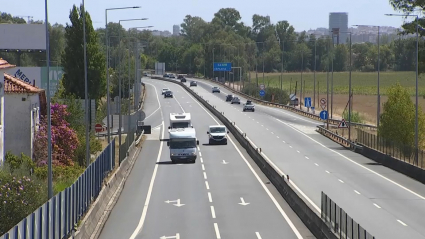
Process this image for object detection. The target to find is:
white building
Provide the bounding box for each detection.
[4,72,46,159]
[0,59,15,164]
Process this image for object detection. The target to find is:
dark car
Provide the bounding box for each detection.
[143,72,148,76]
[231,97,241,104]
[178,75,183,79]
[226,94,233,102]
[164,90,173,98]
[190,81,197,87]
[181,77,187,83]
[163,73,169,77]
[169,74,176,78]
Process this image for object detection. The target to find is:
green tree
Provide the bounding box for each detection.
[378,83,425,154]
[61,4,106,103]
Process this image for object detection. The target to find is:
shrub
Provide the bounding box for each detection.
[4,152,35,175]
[0,170,47,235]
[34,103,79,166]
[34,164,85,182]
[342,110,364,123]
[242,82,289,104]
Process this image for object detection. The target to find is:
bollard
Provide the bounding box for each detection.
[259,148,262,153]
[287,174,290,182]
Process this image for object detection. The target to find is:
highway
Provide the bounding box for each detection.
[98,78,313,239]
[174,77,425,239]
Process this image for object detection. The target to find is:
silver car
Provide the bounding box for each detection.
[231,97,241,104]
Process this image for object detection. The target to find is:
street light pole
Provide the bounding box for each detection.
[44,0,53,199]
[353,24,381,127]
[314,38,317,109]
[105,7,140,146]
[385,13,420,163]
[82,0,90,167]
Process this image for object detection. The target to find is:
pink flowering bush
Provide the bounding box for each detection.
[34,103,80,166]
[0,173,46,235]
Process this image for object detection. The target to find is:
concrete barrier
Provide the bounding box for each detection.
[151,76,337,239]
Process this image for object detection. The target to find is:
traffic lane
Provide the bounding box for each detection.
[157,79,307,238]
[192,79,320,127]
[133,87,216,239]
[99,138,161,239]
[190,83,425,238]
[141,82,161,121]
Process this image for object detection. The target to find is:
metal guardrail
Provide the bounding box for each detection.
[202,78,377,130]
[321,192,375,239]
[0,139,116,239]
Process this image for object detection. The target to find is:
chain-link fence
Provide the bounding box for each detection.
[356,129,425,169]
[321,192,375,239]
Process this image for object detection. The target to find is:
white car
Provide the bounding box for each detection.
[207,125,229,145]
[212,86,220,93]
[162,88,170,95]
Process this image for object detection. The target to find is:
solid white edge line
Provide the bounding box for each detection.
[256,232,262,239]
[214,223,221,239]
[178,84,304,239]
[144,107,161,120]
[129,121,165,239]
[210,206,216,218]
[397,219,407,226]
[275,117,425,201]
[208,192,213,203]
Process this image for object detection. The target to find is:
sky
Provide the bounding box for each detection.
[1,0,410,32]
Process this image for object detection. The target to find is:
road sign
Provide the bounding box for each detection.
[338,119,349,128]
[320,98,327,106]
[304,97,312,108]
[259,84,265,90]
[95,123,103,132]
[259,90,265,96]
[289,94,296,101]
[213,62,232,71]
[320,110,328,120]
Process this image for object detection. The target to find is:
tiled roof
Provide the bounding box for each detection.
[0,59,15,69]
[4,73,44,94]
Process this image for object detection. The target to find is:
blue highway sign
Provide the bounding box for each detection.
[259,90,265,96]
[320,110,328,120]
[304,97,311,108]
[213,62,232,71]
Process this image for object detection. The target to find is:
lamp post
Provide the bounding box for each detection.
[338,31,353,141]
[117,18,147,165]
[44,0,53,199]
[105,6,140,149]
[386,13,419,163]
[353,24,381,127]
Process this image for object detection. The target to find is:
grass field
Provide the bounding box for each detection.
[248,71,425,95]
[243,71,425,125]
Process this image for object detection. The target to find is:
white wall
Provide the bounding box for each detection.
[0,70,4,163]
[4,93,39,158]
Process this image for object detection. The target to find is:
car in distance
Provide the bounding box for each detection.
[162,88,170,95]
[207,125,229,145]
[163,73,170,77]
[212,86,220,93]
[243,100,255,112]
[190,81,197,87]
[226,94,233,102]
[181,77,187,83]
[164,90,173,98]
[178,75,183,79]
[231,97,241,104]
[143,72,148,76]
[169,74,176,78]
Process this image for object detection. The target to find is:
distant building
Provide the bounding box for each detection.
[173,25,180,36]
[329,12,348,44]
[151,30,172,37]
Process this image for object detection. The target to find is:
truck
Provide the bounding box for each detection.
[169,113,192,129]
[167,128,199,163]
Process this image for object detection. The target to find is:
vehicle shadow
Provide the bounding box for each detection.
[202,143,225,146]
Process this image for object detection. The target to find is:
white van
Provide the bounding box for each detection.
[168,128,199,163]
[169,113,192,129]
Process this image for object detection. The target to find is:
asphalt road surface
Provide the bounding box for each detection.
[98,78,313,239]
[172,77,425,239]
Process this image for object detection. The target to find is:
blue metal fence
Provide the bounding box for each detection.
[0,139,116,239]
